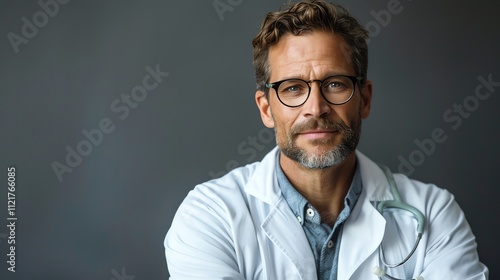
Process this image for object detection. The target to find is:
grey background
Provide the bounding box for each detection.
[0,0,498,279]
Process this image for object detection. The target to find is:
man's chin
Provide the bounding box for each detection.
[280,141,357,169]
[294,142,339,154]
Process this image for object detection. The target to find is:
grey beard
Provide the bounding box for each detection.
[278,118,360,169]
[285,139,354,169]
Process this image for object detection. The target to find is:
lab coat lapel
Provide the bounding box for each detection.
[336,151,391,280]
[337,189,386,280]
[261,198,317,279]
[245,147,317,279]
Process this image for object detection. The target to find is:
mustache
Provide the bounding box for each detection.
[290,118,351,137]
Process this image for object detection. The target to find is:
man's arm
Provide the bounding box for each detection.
[420,188,488,279]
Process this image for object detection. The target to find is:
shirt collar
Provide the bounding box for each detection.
[276,151,363,226]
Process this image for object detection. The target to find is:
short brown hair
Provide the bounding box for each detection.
[252,0,369,93]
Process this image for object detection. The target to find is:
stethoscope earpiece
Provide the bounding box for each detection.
[372,266,386,277]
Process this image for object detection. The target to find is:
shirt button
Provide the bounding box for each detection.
[297,216,302,223]
[306,208,314,217]
[327,240,334,249]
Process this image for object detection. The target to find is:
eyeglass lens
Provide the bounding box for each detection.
[277,76,355,106]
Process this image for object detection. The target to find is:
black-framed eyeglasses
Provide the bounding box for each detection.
[265,75,362,107]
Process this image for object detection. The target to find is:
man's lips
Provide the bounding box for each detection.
[297,130,338,139]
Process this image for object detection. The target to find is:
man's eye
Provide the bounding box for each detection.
[285,85,301,92]
[327,82,343,88]
[325,81,347,91]
[281,83,305,93]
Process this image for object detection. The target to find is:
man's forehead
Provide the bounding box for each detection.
[267,31,355,79]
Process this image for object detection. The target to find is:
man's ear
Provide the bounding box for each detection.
[360,80,372,119]
[255,90,275,128]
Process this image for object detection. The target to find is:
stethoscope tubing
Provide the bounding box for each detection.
[373,164,426,280]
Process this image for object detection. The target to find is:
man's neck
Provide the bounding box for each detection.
[279,152,357,224]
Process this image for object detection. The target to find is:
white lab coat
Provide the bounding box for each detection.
[165,147,488,279]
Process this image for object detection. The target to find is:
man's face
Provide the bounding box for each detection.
[255,31,372,169]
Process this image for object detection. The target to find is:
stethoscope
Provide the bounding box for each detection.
[372,165,426,280]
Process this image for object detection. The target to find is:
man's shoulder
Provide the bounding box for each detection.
[193,161,261,201]
[390,172,460,222]
[393,172,452,199]
[167,159,274,243]
[355,150,452,202]
[188,147,280,207]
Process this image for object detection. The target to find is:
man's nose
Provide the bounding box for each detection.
[301,82,332,118]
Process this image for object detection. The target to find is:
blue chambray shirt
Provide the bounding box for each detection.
[276,153,363,280]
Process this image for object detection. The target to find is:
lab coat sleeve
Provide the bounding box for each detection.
[165,184,245,280]
[420,186,489,279]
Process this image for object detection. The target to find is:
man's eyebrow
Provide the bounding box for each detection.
[273,72,354,81]
[274,75,305,81]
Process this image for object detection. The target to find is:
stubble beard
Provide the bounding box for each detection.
[276,116,361,169]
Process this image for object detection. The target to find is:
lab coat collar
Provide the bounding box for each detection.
[355,150,394,202]
[244,146,282,205]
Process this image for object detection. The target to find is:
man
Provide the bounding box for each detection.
[165,1,488,279]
